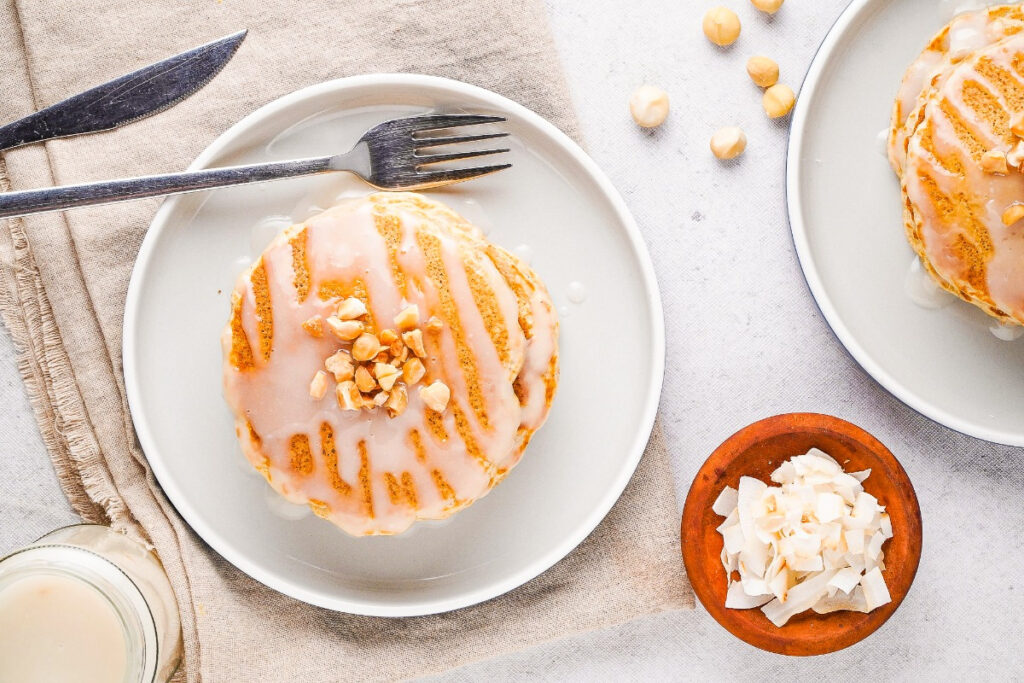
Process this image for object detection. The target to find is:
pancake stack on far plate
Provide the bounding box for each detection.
[889,4,1024,325]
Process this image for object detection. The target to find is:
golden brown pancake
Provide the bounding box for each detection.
[902,32,1024,324]
[221,193,559,535]
[888,5,1024,176]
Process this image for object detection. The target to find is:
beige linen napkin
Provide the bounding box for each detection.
[0,0,692,679]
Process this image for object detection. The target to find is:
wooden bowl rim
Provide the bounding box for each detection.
[680,412,923,656]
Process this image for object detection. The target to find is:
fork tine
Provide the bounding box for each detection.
[414,163,512,187]
[403,114,506,132]
[416,148,510,166]
[414,132,509,149]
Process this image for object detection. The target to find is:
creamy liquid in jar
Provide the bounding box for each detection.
[0,525,182,682]
[0,573,128,683]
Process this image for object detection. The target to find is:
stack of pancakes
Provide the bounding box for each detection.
[222,193,559,536]
[889,4,1024,325]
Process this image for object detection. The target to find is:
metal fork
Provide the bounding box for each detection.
[0,114,511,219]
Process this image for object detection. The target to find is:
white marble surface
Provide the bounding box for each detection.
[4,0,1024,678]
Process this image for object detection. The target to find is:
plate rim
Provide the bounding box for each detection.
[785,0,1024,448]
[122,73,666,616]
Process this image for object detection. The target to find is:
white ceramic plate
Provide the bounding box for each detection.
[123,74,663,616]
[788,0,1024,447]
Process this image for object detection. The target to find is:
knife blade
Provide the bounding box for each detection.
[0,29,247,152]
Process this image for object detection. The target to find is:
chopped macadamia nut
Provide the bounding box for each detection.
[386,384,408,417]
[378,329,399,345]
[355,365,377,393]
[982,150,1008,175]
[394,304,420,331]
[1008,141,1024,169]
[1011,112,1024,138]
[746,56,779,88]
[372,391,390,407]
[374,362,401,391]
[629,85,670,128]
[336,297,367,321]
[352,333,381,362]
[763,83,796,118]
[324,351,354,382]
[1003,203,1024,226]
[326,316,363,341]
[309,371,328,400]
[425,316,443,333]
[703,6,741,47]
[402,329,427,358]
[419,381,451,412]
[403,357,426,385]
[396,345,410,364]
[389,339,405,358]
[710,126,747,160]
[751,0,784,14]
[301,316,324,338]
[336,381,361,411]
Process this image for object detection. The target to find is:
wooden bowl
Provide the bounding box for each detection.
[681,413,922,655]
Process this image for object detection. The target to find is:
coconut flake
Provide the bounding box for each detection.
[828,567,862,595]
[713,486,739,516]
[813,585,869,614]
[861,567,892,610]
[712,448,896,627]
[726,581,773,609]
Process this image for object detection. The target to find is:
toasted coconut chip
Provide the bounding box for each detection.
[712,448,895,628]
[726,581,773,609]
[713,486,738,516]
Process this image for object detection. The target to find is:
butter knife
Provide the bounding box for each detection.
[0,30,247,152]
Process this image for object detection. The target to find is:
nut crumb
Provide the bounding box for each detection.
[302,316,324,338]
[336,381,361,410]
[402,329,427,358]
[352,333,382,362]
[394,304,420,331]
[982,150,1008,175]
[419,380,451,412]
[326,316,363,341]
[386,384,408,417]
[309,370,328,400]
[336,297,368,321]
[325,350,354,382]
[403,357,426,385]
[374,362,401,391]
[1003,203,1024,226]
[355,365,377,393]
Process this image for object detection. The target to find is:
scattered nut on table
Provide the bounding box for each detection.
[703,6,741,47]
[629,85,670,128]
[710,127,747,160]
[751,0,784,14]
[763,83,796,118]
[746,56,779,88]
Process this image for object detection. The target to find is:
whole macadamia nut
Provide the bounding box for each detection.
[703,6,741,46]
[629,85,670,128]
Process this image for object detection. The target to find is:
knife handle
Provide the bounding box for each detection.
[0,156,337,219]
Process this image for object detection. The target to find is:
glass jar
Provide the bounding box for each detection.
[0,524,182,682]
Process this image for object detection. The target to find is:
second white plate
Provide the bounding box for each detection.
[123,74,664,615]
[788,0,1024,446]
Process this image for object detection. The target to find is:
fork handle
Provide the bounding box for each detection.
[0,156,335,219]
